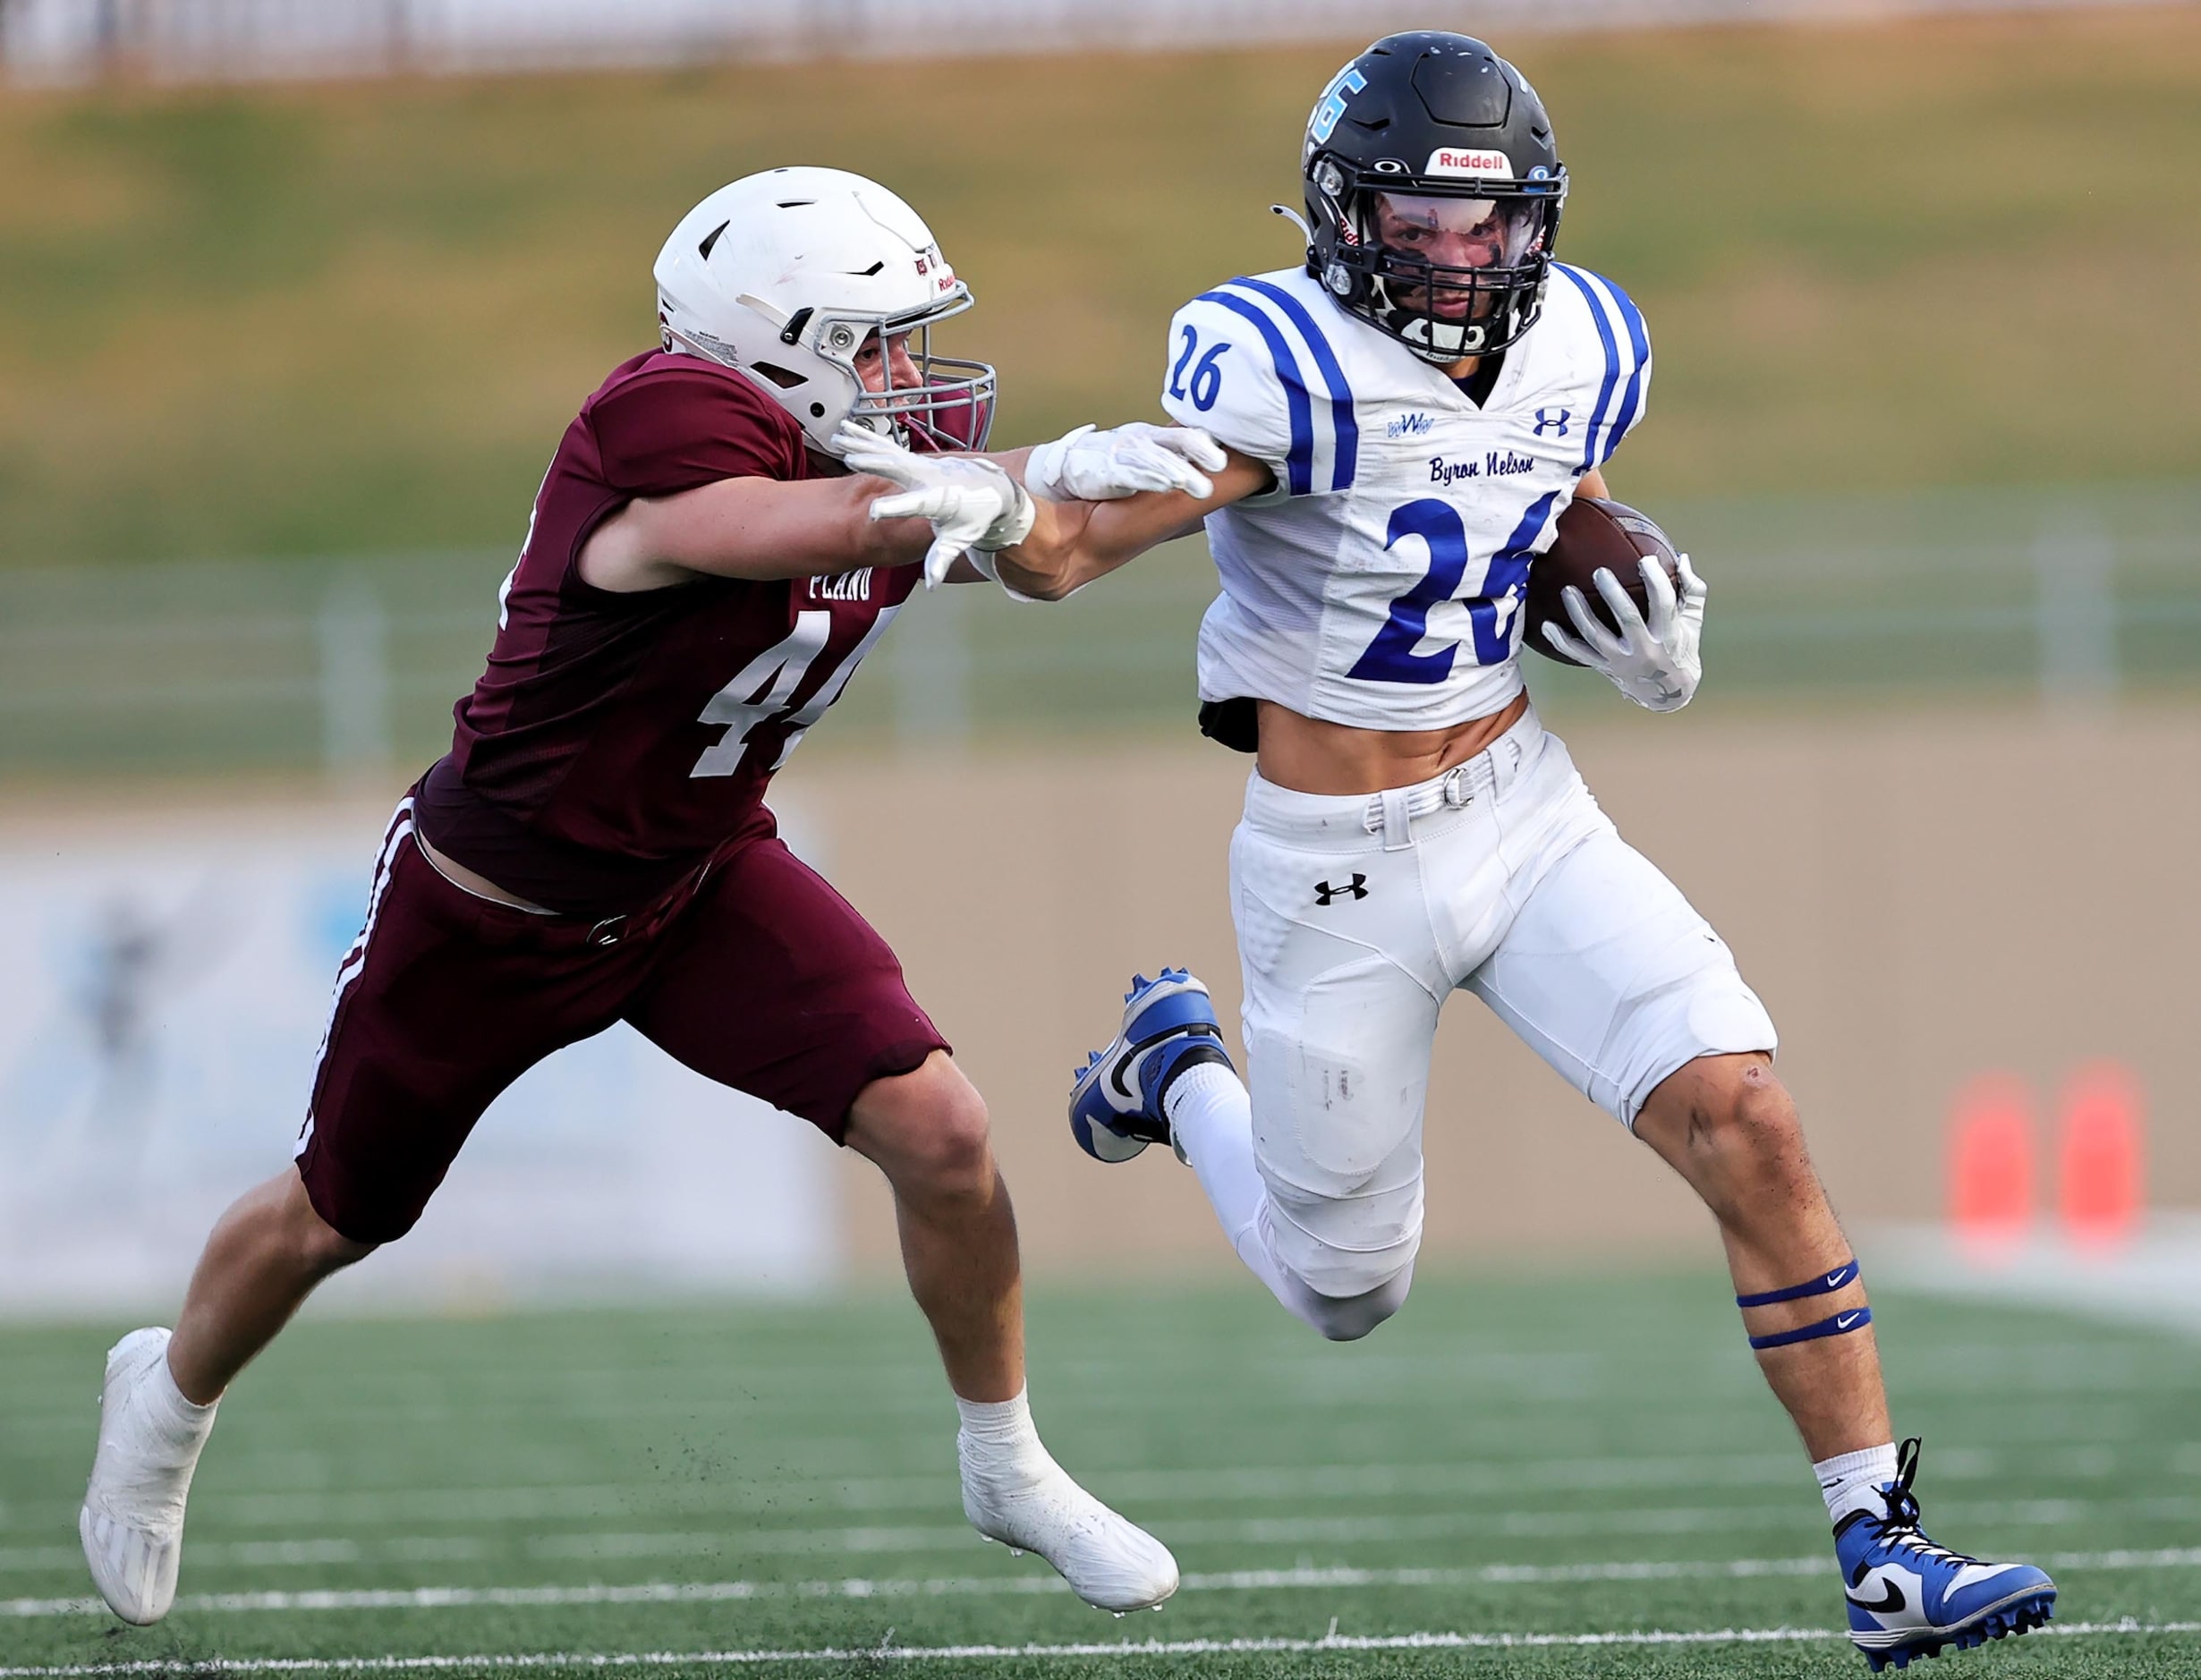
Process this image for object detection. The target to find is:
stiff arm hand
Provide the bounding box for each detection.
[836,420,1222,588]
[1540,552,1709,711]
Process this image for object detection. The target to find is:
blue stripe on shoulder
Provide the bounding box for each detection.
[1593,276,1650,463]
[1194,288,1313,496]
[1551,264,1621,475]
[1228,276,1358,491]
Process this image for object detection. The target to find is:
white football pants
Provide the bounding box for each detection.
[1221,705,1777,1304]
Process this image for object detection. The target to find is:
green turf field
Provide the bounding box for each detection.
[1,9,2198,568]
[4,1277,2199,1676]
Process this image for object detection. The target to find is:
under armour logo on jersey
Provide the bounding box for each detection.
[1314,875,1369,905]
[1533,407,1572,437]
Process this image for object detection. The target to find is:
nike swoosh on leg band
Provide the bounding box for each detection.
[1735,1257,1860,1309]
[1747,1304,1873,1351]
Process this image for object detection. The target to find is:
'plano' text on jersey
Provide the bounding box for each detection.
[809,568,873,602]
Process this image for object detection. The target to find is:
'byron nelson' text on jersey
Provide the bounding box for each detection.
[1158,263,1649,733]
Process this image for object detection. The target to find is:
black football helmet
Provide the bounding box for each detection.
[1301,31,1567,363]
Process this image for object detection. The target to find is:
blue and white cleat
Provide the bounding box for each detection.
[1838,1438,2055,1671]
[1067,969,1232,1164]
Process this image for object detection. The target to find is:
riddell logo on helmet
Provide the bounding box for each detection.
[1426,148,1514,178]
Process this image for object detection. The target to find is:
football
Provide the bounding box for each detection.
[1524,496,1687,666]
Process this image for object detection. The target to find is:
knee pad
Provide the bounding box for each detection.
[1261,1177,1423,1301]
[1283,1260,1415,1343]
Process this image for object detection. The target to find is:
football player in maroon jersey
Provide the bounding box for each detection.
[78,167,1222,1626]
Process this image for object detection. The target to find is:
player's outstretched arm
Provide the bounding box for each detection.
[580,472,940,592]
[834,419,1244,596]
[987,445,1271,601]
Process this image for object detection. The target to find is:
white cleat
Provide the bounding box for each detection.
[959,1440,1178,1613]
[80,1327,217,1626]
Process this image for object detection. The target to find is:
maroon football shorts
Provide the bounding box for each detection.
[295,797,950,1244]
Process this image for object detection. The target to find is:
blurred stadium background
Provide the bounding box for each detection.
[3,0,2195,1282]
[3,4,2199,1673]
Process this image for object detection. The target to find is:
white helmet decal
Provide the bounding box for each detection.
[652,167,994,455]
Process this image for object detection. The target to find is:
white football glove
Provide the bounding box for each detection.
[834,420,1036,589]
[1540,552,1707,712]
[1024,422,1226,503]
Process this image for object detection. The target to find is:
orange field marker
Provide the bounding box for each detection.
[2056,1060,2145,1251]
[1948,1073,2035,1262]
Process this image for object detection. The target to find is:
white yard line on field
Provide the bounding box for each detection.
[5,1489,2201,1581]
[1,1621,2198,1673]
[0,1453,1830,1533]
[14,1433,2194,1538]
[5,1547,2197,1619]
[0,1540,487,1575]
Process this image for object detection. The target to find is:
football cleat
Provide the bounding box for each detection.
[960,1436,1179,1613]
[1837,1438,2055,1671]
[1067,968,1231,1164]
[80,1328,218,1626]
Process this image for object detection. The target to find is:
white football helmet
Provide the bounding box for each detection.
[652,166,994,457]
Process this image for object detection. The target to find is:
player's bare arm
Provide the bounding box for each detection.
[834,415,1234,591]
[582,333,949,591]
[987,445,1273,600]
[581,470,936,591]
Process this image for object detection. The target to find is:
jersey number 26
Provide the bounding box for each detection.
[1348,496,1553,683]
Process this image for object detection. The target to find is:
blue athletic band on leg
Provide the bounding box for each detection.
[1747,1305,1872,1351]
[1735,1257,1860,1309]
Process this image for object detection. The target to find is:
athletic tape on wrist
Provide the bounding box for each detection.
[1735,1258,1859,1310]
[1747,1305,1872,1351]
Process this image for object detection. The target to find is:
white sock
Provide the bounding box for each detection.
[1163,1063,1329,1326]
[1815,1442,1899,1525]
[956,1387,1048,1481]
[1163,1062,1262,1230]
[151,1350,218,1435]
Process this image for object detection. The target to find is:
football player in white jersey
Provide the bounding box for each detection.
[846,31,2055,1670]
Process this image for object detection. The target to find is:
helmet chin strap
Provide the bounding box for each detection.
[1368,276,1487,361]
[1398,313,1483,357]
[826,409,908,457]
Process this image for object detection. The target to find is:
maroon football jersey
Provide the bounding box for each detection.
[421,352,918,915]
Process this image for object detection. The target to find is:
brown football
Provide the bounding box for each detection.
[1524,496,1686,666]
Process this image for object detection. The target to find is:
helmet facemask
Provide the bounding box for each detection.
[664,291,996,455]
[1313,155,1564,362]
[827,301,996,453]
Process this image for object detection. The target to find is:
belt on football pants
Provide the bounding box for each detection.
[1361,712,1535,852]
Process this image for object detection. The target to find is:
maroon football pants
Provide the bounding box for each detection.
[296,797,949,1244]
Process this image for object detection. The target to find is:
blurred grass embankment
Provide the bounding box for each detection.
[6,8,2201,561]
[0,9,2197,775]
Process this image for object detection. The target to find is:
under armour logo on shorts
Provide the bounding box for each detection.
[1314,875,1369,905]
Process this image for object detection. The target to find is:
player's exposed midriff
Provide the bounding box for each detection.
[1253,689,1532,796]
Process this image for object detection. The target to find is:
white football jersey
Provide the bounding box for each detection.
[1159,262,1650,731]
